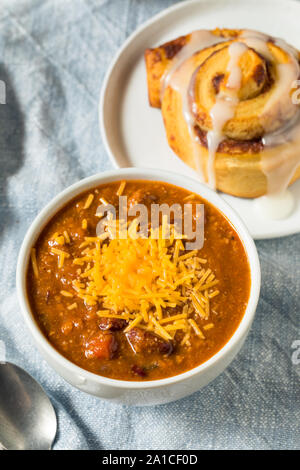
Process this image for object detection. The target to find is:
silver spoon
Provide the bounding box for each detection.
[0,362,57,450]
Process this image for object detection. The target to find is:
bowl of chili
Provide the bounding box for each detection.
[17,168,260,405]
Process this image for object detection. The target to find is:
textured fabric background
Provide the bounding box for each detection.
[0,0,299,450]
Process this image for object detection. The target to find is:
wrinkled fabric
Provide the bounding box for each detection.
[0,0,299,450]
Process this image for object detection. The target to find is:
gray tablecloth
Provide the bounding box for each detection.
[0,0,299,450]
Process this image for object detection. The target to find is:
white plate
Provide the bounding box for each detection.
[100,0,300,239]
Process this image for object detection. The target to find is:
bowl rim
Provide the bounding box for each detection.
[16,168,261,390]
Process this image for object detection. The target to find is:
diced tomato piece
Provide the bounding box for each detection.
[85,332,118,360]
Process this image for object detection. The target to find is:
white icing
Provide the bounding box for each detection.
[254,190,295,220]
[240,30,272,60]
[262,111,300,194]
[241,30,300,217]
[226,42,248,90]
[206,99,235,188]
[162,31,227,177]
[162,31,227,98]
[170,63,204,176]
[206,42,247,188]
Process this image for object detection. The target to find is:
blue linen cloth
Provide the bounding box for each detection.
[0,0,299,450]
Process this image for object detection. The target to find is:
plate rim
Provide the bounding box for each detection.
[99,0,300,240]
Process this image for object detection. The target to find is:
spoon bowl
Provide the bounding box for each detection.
[0,362,57,450]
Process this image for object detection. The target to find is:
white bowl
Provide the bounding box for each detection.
[17,168,261,406]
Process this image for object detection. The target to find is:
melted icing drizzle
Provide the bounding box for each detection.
[241,32,300,218]
[207,42,247,188]
[206,99,235,188]
[162,31,227,98]
[162,31,227,177]
[254,190,295,220]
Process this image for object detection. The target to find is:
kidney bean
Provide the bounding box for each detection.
[131,365,147,378]
[98,317,127,331]
[126,328,174,356]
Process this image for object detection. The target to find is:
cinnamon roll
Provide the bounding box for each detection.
[145,29,300,198]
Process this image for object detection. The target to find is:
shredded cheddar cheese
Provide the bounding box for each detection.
[116,181,126,196]
[55,235,65,245]
[30,248,39,278]
[53,218,220,344]
[60,290,73,298]
[67,302,78,310]
[63,230,70,244]
[84,194,94,210]
[51,247,70,257]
